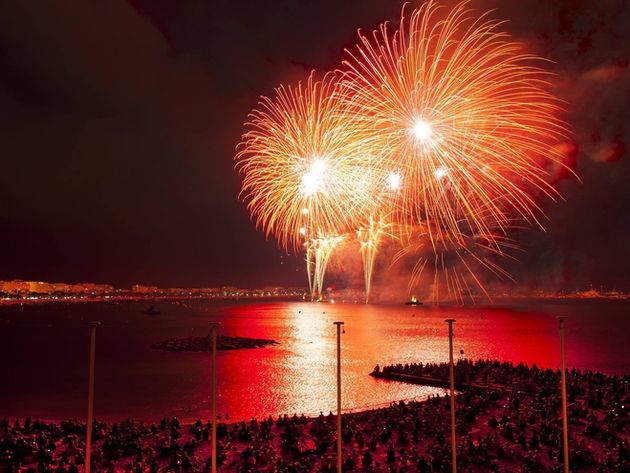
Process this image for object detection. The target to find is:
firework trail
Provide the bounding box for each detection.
[357,217,399,303]
[393,215,523,304]
[306,235,347,301]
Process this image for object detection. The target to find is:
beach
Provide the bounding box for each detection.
[2,360,629,472]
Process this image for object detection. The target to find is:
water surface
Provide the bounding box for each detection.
[1,298,628,422]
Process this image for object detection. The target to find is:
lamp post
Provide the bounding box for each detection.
[446,319,457,473]
[557,316,569,473]
[333,321,344,473]
[209,322,221,473]
[85,321,100,473]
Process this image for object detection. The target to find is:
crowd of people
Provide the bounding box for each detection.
[1,360,629,472]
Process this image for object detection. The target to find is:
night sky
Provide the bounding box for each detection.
[0,0,628,293]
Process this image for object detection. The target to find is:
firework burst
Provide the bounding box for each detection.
[236,72,382,299]
[236,72,377,252]
[236,0,574,303]
[340,0,572,256]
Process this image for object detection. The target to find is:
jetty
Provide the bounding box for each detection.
[150,334,277,352]
[369,369,507,391]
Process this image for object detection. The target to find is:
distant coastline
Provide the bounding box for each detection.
[2,292,629,307]
[0,294,306,306]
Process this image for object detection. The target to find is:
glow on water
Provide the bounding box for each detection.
[0,299,629,423]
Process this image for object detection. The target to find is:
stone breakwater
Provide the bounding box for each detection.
[149,334,277,352]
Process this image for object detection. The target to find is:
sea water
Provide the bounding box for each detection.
[1,298,628,422]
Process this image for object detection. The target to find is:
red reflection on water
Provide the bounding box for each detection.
[1,299,628,422]
[455,308,559,366]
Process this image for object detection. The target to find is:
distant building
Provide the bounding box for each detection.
[220,286,238,296]
[166,288,188,296]
[80,283,114,294]
[27,281,52,294]
[262,286,285,295]
[51,283,71,293]
[1,280,30,295]
[132,285,159,294]
[287,287,308,295]
[70,284,86,294]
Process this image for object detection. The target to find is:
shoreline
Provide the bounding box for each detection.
[3,360,629,472]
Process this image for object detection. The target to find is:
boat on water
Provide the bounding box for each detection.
[405,297,423,306]
[143,305,161,315]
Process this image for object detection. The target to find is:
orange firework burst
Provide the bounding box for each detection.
[340,0,572,255]
[236,0,575,303]
[236,72,378,254]
[236,72,384,299]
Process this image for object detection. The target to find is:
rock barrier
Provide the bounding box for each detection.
[150,334,277,352]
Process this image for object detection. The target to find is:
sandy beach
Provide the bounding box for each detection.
[2,360,629,472]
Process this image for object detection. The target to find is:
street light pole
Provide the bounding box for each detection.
[557,316,569,473]
[85,321,100,473]
[209,322,221,473]
[333,321,344,473]
[446,319,457,473]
